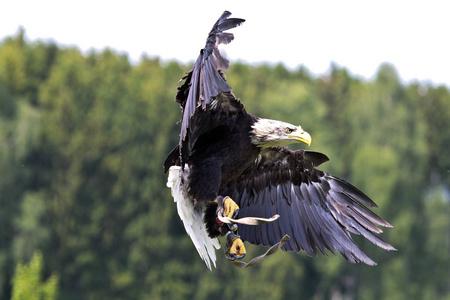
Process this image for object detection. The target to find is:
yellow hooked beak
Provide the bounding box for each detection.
[288,131,312,146]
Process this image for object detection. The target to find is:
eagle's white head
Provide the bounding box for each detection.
[250,118,312,148]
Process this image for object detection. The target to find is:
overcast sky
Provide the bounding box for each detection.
[2,0,449,86]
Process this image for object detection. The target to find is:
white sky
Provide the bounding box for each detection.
[1,0,449,86]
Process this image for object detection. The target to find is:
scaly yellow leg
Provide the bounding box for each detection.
[229,237,246,259]
[223,196,239,219]
[225,231,246,260]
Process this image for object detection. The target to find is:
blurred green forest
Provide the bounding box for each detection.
[0,30,449,300]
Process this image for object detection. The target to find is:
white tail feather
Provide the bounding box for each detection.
[167,166,220,270]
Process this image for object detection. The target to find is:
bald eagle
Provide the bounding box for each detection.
[164,11,395,270]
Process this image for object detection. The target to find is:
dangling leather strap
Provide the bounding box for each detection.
[231,235,290,268]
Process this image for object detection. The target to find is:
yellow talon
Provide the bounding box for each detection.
[223,196,239,218]
[229,237,246,259]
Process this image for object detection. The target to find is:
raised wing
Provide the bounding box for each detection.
[235,147,395,265]
[174,11,245,164]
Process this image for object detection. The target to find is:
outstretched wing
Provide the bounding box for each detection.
[174,11,245,166]
[235,147,395,265]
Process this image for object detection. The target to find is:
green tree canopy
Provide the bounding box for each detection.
[0,31,448,300]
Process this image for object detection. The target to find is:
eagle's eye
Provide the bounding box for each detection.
[285,128,294,134]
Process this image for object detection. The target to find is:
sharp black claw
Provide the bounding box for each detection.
[232,252,245,259]
[225,252,236,261]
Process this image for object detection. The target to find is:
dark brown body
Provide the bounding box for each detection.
[188,114,259,203]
